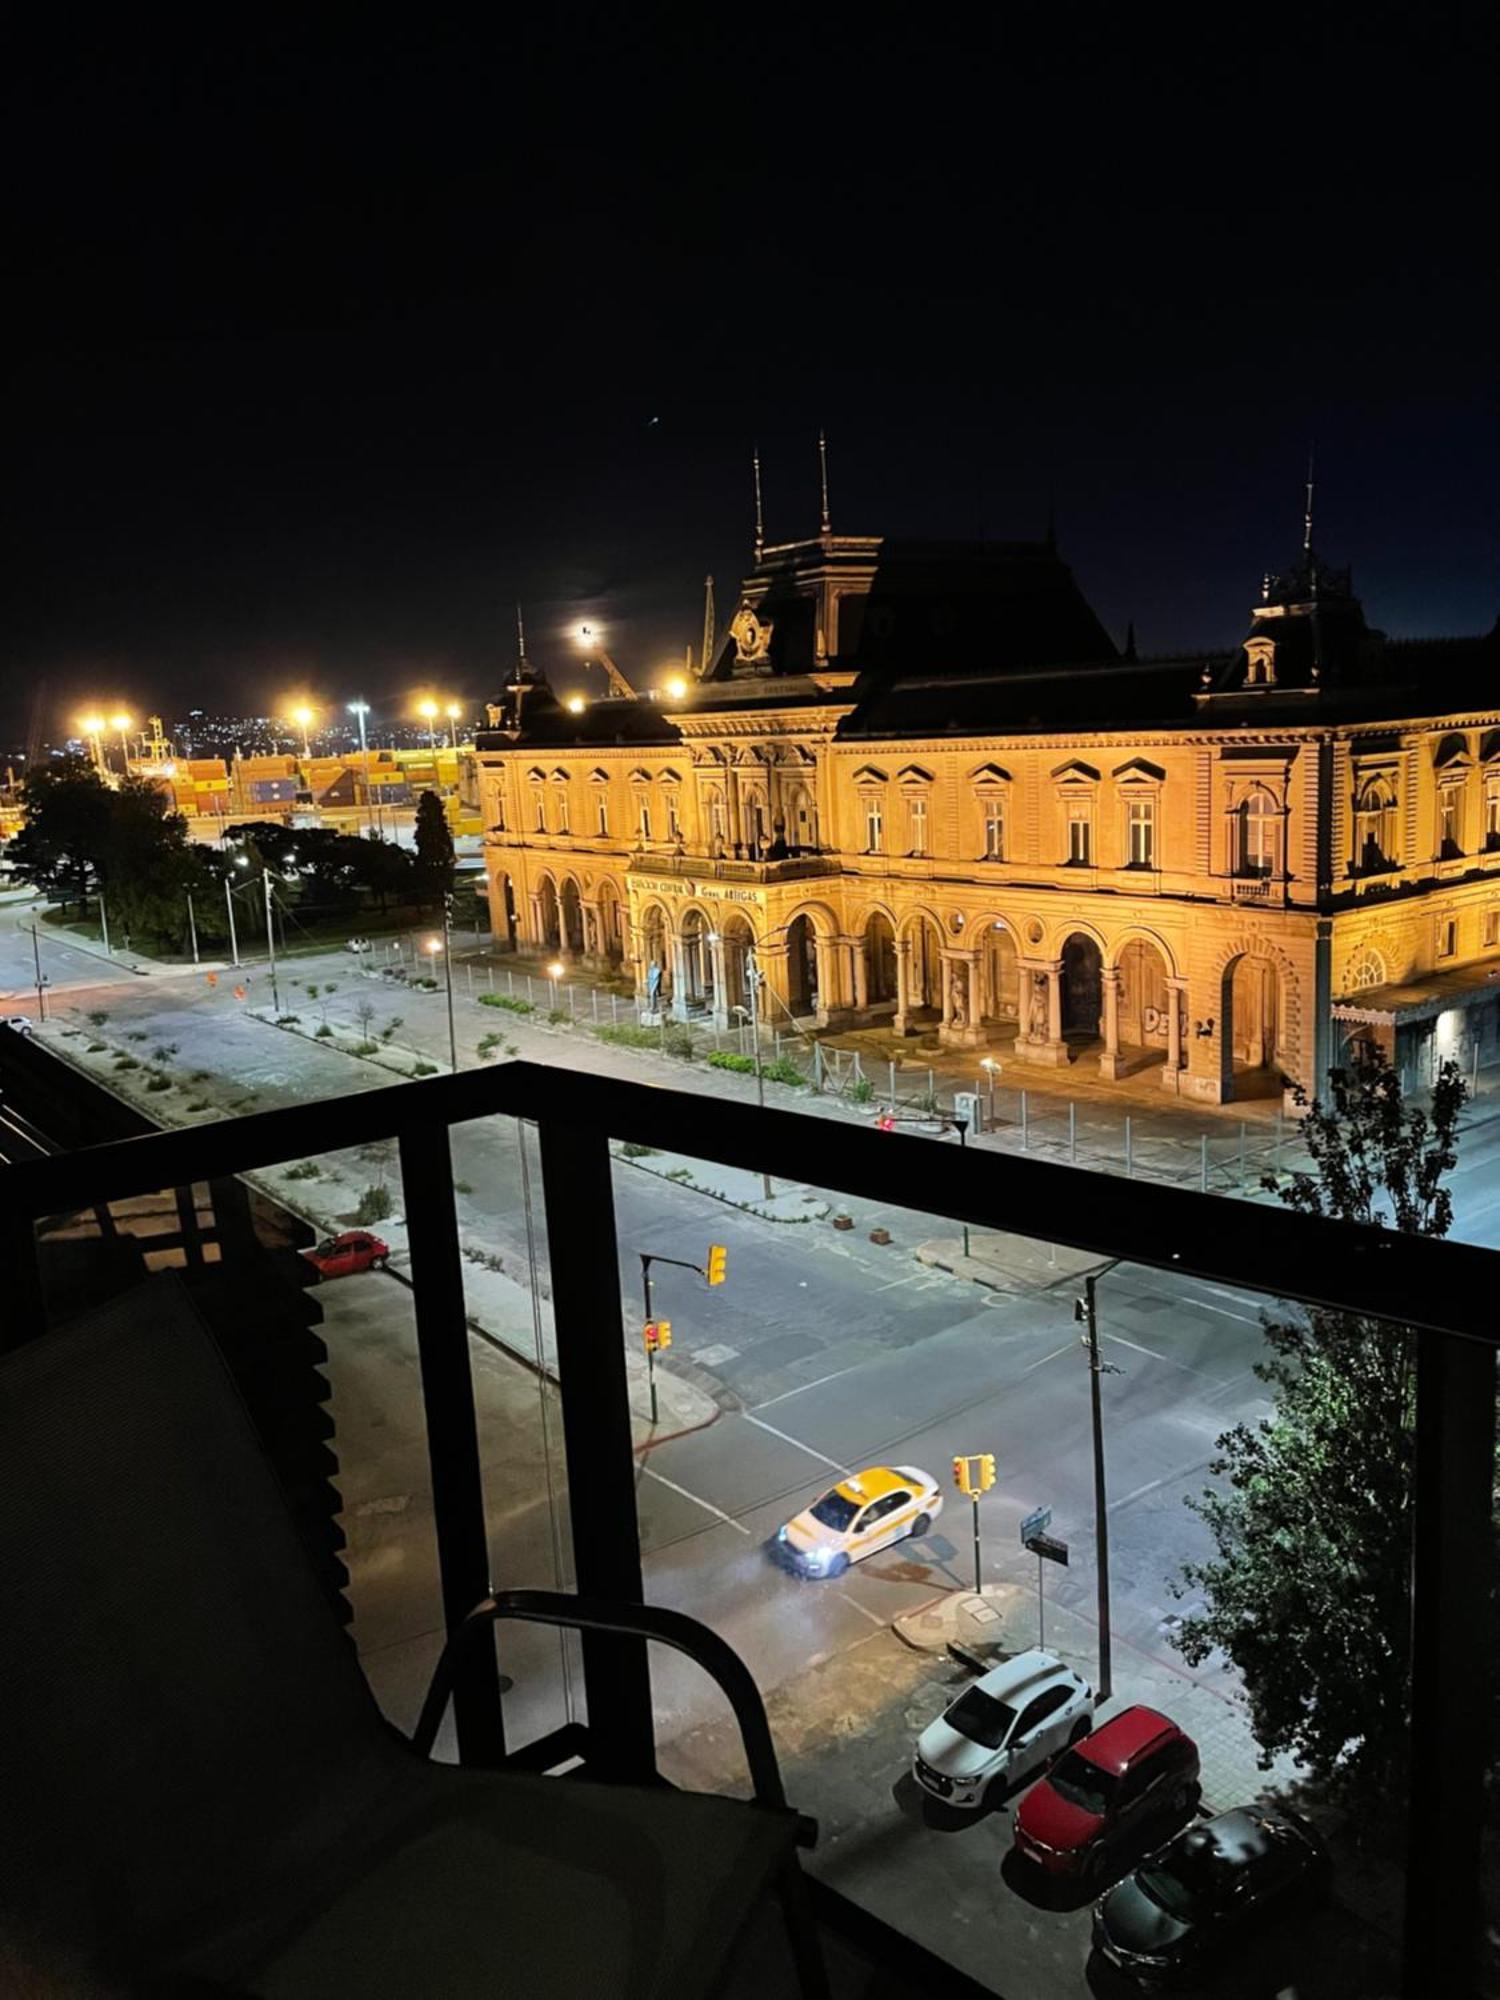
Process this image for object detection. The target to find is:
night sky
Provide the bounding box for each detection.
[8,10,1497,747]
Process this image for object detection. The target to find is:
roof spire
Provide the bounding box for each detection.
[818,429,831,536]
[1303,444,1316,557]
[701,573,716,676]
[516,603,529,670]
[752,446,765,559]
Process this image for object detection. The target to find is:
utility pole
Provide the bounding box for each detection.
[186,891,199,965]
[441,894,458,1073]
[953,1116,970,1256]
[746,948,773,1201]
[224,877,240,968]
[263,871,280,1011]
[28,925,47,1021]
[1075,1263,1121,1702]
[97,886,111,956]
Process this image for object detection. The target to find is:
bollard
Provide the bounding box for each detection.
[1201,1133,1209,1192]
[508,969,516,997]
[527,975,536,1005]
[889,1058,898,1102]
[1125,1116,1133,1179]
[465,964,473,998]
[612,994,620,1026]
[1069,1101,1077,1163]
[567,985,576,1019]
[592,989,599,1023]
[1020,1089,1029,1149]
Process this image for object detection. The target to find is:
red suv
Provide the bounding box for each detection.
[302,1231,391,1281]
[1013,1705,1199,1881]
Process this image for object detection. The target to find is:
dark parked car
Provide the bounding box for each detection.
[1013,1704,1198,1881]
[1092,1805,1330,1985]
[301,1231,390,1280]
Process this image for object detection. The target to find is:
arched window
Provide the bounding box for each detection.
[1343,946,1387,994]
[1355,778,1398,872]
[1235,788,1280,878]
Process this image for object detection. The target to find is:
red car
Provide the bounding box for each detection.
[302,1230,391,1280]
[1013,1705,1199,1881]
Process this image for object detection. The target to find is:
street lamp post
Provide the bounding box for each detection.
[349,700,376,841]
[28,925,48,1021]
[185,890,200,965]
[97,887,111,956]
[981,1056,1000,1131]
[744,946,774,1201]
[418,699,439,755]
[445,702,462,751]
[223,873,241,967]
[292,705,315,761]
[428,903,458,1073]
[1075,1262,1121,1703]
[263,869,280,1012]
[78,715,107,772]
[110,713,133,776]
[953,1116,970,1257]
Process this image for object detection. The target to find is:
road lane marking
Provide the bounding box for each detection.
[840,1595,888,1628]
[1104,1332,1167,1361]
[637,1463,753,1535]
[1020,1339,1077,1375]
[742,1413,854,1476]
[1183,1296,1260,1325]
[751,1366,862,1411]
[1109,1462,1212,1513]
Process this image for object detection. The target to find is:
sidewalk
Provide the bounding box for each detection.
[916,1232,1106,1293]
[616,1145,830,1225]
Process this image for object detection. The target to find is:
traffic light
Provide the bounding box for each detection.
[953,1455,971,1496]
[976,1452,996,1493]
[644,1319,672,1352]
[705,1244,727,1287]
[953,1452,997,1498]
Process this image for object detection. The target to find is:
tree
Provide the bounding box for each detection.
[413,790,455,908]
[102,778,205,952]
[1171,1041,1471,1798]
[6,757,114,913]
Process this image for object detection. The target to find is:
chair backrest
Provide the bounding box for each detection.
[0,1278,400,1973]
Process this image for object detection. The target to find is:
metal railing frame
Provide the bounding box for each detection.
[1,1057,1494,2000]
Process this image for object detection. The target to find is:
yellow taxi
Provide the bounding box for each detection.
[775,1464,943,1578]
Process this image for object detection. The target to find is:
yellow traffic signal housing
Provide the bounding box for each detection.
[976,1452,996,1493]
[706,1244,727,1286]
[953,1453,996,1498]
[644,1318,672,1352]
[953,1455,973,1497]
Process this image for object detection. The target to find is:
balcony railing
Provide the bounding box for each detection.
[1228,873,1276,901]
[1,1060,1494,2000]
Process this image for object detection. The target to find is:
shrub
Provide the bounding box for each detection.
[595,1022,658,1051]
[349,1040,380,1056]
[478,991,534,1014]
[191,1069,211,1082]
[126,1029,149,1043]
[354,1184,394,1224]
[285,1161,322,1180]
[547,1008,570,1024]
[765,1057,804,1087]
[113,1055,139,1071]
[411,976,439,992]
[505,1042,520,1057]
[381,1017,404,1041]
[619,1141,659,1159]
[275,1013,300,1027]
[665,1167,694,1184]
[324,983,338,995]
[87,1009,109,1026]
[315,1024,334,1038]
[850,1075,874,1104]
[477,1033,503,1058]
[145,1072,172,1092]
[454,1179,473,1195]
[186,1099,211,1113]
[411,1060,439,1077]
[305,984,321,1001]
[708,1050,757,1074]
[86,1040,108,1053]
[663,1025,697,1059]
[152,1042,180,1060]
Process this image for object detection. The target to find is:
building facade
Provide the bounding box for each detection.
[475,529,1499,1107]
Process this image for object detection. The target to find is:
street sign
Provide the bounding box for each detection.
[1027,1531,1069,1567]
[1019,1505,1052,1545]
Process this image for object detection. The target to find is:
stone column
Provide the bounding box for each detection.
[669,934,691,1021]
[852,936,869,1014]
[940,955,955,1027]
[1160,976,1185,1093]
[1097,968,1123,1079]
[894,938,912,1036]
[1047,962,1063,1044]
[528,893,542,946]
[940,952,982,1048]
[709,933,728,1027]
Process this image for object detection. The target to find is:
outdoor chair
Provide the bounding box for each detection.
[0,1278,827,1997]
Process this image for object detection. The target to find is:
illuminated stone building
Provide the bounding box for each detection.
[475,521,1499,1106]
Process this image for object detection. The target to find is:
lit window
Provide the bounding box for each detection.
[555,789,570,834]
[1127,797,1156,868]
[865,799,884,853]
[532,790,546,834]
[1440,785,1464,857]
[1355,779,1398,871]
[493,793,506,833]
[1237,789,1278,877]
[638,800,652,842]
[596,795,609,837]
[983,799,1005,860]
[1484,908,1499,947]
[1437,917,1457,959]
[1066,800,1093,865]
[908,795,928,855]
[710,795,726,845]
[1485,786,1500,850]
[667,796,681,841]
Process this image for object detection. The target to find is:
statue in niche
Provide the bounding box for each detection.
[949,966,967,1029]
[1028,972,1049,1041]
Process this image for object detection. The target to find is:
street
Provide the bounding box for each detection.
[6,895,1463,1997]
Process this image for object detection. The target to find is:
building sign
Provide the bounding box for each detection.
[631,875,764,905]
